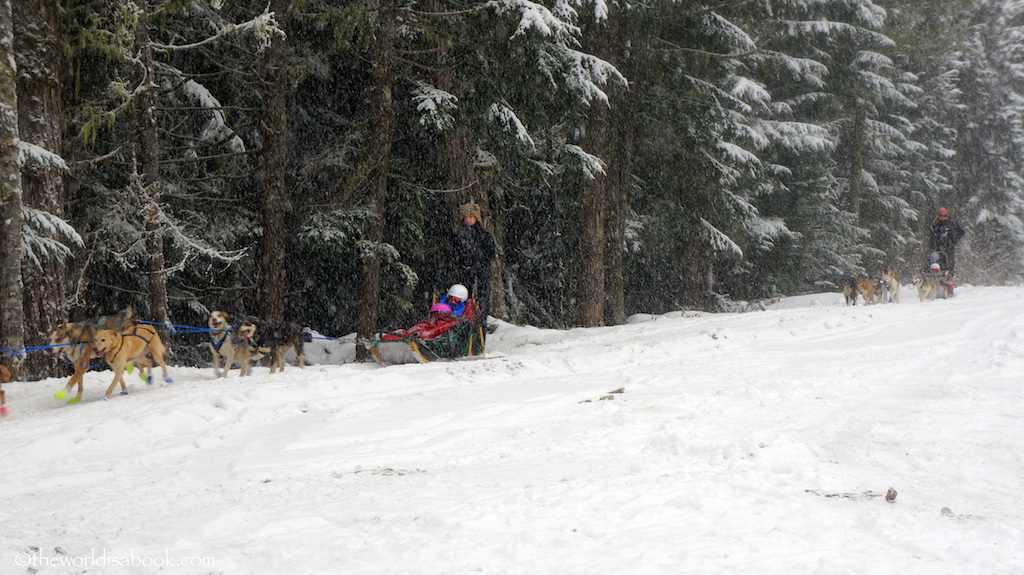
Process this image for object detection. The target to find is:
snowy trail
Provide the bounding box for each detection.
[1,285,1023,574]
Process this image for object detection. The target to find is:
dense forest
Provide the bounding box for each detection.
[2,0,1023,380]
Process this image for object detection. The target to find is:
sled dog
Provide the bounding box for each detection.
[208,311,264,377]
[231,321,265,376]
[880,268,900,304]
[914,275,944,302]
[92,323,171,399]
[0,363,10,417]
[47,308,137,403]
[249,318,308,374]
[208,311,233,378]
[842,276,878,306]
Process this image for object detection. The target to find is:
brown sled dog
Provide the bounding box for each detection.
[842,277,879,306]
[48,308,137,403]
[230,321,265,376]
[92,323,172,400]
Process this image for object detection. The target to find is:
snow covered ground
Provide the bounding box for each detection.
[2,284,1023,574]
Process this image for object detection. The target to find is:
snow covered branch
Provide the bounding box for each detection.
[20,206,83,272]
[16,141,69,171]
[149,9,284,53]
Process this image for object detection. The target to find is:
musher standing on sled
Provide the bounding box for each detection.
[928,207,965,295]
[442,202,496,317]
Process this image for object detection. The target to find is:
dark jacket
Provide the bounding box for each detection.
[448,223,496,276]
[929,219,965,254]
[444,222,497,315]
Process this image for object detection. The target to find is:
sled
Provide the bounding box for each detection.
[366,301,487,366]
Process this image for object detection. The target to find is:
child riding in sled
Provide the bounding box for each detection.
[368,284,486,364]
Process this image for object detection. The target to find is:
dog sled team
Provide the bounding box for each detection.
[0,201,498,409]
[841,254,953,305]
[37,280,481,407]
[41,308,310,404]
[844,207,965,306]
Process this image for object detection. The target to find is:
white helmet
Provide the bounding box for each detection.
[448,284,469,301]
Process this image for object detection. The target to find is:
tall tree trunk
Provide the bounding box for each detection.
[578,109,608,327]
[356,0,396,356]
[0,0,26,378]
[259,0,291,322]
[604,120,631,326]
[680,228,715,309]
[477,159,506,320]
[425,0,506,319]
[135,0,168,326]
[14,0,64,379]
[581,13,628,327]
[847,107,866,221]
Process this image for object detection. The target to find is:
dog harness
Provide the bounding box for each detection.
[125,327,156,344]
[56,334,100,368]
[104,326,156,356]
[59,342,87,364]
[210,330,229,353]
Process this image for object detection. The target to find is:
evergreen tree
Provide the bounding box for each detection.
[945,0,1024,284]
[603,0,803,311]
[746,0,919,291]
[14,0,73,378]
[0,0,26,377]
[59,1,277,335]
[880,0,971,274]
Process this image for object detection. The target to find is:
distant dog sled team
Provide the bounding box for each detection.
[844,207,964,305]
